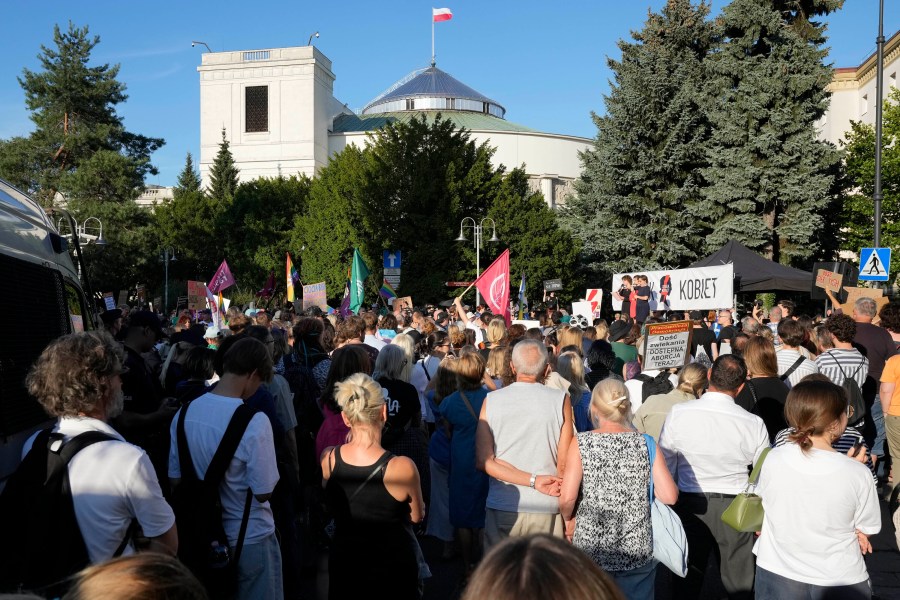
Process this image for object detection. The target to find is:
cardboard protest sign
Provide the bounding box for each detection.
[815,269,843,293]
[641,320,693,371]
[187,281,206,311]
[302,282,328,310]
[840,286,889,317]
[394,296,414,311]
[117,290,128,308]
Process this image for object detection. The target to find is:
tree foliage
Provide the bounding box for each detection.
[175,152,202,194]
[487,168,581,300]
[207,128,239,203]
[842,87,900,263]
[700,0,843,265]
[561,0,715,282]
[0,22,162,206]
[293,115,578,306]
[223,175,311,290]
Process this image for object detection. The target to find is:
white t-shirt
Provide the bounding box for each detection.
[410,355,440,423]
[753,443,881,586]
[169,393,280,545]
[364,334,387,351]
[23,417,175,563]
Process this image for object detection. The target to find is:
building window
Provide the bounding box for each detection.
[245,86,268,132]
[482,102,489,114]
[405,98,415,110]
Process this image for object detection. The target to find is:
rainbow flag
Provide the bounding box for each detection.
[379,279,398,300]
[218,292,226,326]
[286,252,300,302]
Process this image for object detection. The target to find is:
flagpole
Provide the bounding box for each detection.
[431,8,435,66]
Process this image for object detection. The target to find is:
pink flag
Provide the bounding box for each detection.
[474,249,511,324]
[433,7,452,22]
[208,260,235,294]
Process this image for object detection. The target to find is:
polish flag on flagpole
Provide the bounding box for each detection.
[433,7,453,22]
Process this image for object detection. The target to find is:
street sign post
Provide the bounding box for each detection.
[858,248,891,282]
[383,250,401,287]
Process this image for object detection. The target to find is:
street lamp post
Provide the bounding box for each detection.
[455,217,500,306]
[873,0,885,249]
[160,247,177,315]
[56,216,108,281]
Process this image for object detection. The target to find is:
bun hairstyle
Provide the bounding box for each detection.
[335,373,385,427]
[590,378,632,426]
[785,379,847,452]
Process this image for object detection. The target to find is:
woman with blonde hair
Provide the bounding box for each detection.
[754,379,880,598]
[479,318,507,359]
[557,327,584,356]
[556,351,592,432]
[559,378,678,598]
[63,553,207,600]
[634,363,708,440]
[735,336,789,442]
[486,345,507,389]
[321,373,425,599]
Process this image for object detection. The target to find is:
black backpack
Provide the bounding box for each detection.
[634,371,674,402]
[172,401,257,598]
[0,429,130,596]
[825,353,867,424]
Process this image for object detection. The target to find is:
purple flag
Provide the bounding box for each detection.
[339,280,352,317]
[208,260,235,294]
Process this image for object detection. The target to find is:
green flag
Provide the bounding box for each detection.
[349,248,369,314]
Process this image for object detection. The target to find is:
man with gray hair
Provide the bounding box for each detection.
[475,339,574,550]
[852,297,897,482]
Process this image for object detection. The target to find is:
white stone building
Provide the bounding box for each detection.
[819,30,900,147]
[196,45,591,207]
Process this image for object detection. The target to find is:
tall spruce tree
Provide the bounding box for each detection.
[0,22,163,205]
[174,152,202,195]
[561,0,714,282]
[700,0,843,265]
[207,128,239,202]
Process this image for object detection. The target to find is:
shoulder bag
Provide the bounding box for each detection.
[721,447,771,532]
[643,434,688,577]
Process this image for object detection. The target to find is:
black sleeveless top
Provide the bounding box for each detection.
[325,448,418,598]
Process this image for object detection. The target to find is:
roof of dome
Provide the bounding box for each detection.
[332,111,536,134]
[362,66,505,117]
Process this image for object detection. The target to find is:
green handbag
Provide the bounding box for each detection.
[721,447,771,532]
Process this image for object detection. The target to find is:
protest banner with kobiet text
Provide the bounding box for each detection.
[612,264,734,311]
[641,320,693,371]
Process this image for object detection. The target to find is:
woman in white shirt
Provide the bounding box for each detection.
[754,379,881,599]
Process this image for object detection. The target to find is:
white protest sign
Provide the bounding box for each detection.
[641,320,693,371]
[571,301,595,327]
[612,264,733,311]
[512,320,541,330]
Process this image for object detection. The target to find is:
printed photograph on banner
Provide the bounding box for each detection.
[186,280,206,311]
[611,264,733,311]
[394,296,413,311]
[571,301,594,328]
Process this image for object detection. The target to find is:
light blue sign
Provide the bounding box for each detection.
[383,250,402,269]
[858,247,891,282]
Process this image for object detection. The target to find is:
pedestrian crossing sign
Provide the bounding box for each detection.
[858,247,891,282]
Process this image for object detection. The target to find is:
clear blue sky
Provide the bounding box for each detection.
[0,0,895,187]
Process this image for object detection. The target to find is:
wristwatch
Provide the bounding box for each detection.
[529,473,537,489]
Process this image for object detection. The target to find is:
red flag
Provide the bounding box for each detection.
[208,260,235,294]
[474,249,511,324]
[257,271,276,298]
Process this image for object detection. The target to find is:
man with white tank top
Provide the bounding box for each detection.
[476,339,574,550]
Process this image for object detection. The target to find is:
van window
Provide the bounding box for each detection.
[0,253,71,436]
[65,280,88,332]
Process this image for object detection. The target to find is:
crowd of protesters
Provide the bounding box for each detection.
[10,287,900,600]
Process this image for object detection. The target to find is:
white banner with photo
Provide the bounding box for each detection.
[611,264,734,312]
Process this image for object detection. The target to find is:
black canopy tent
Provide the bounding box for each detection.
[689,240,813,292]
